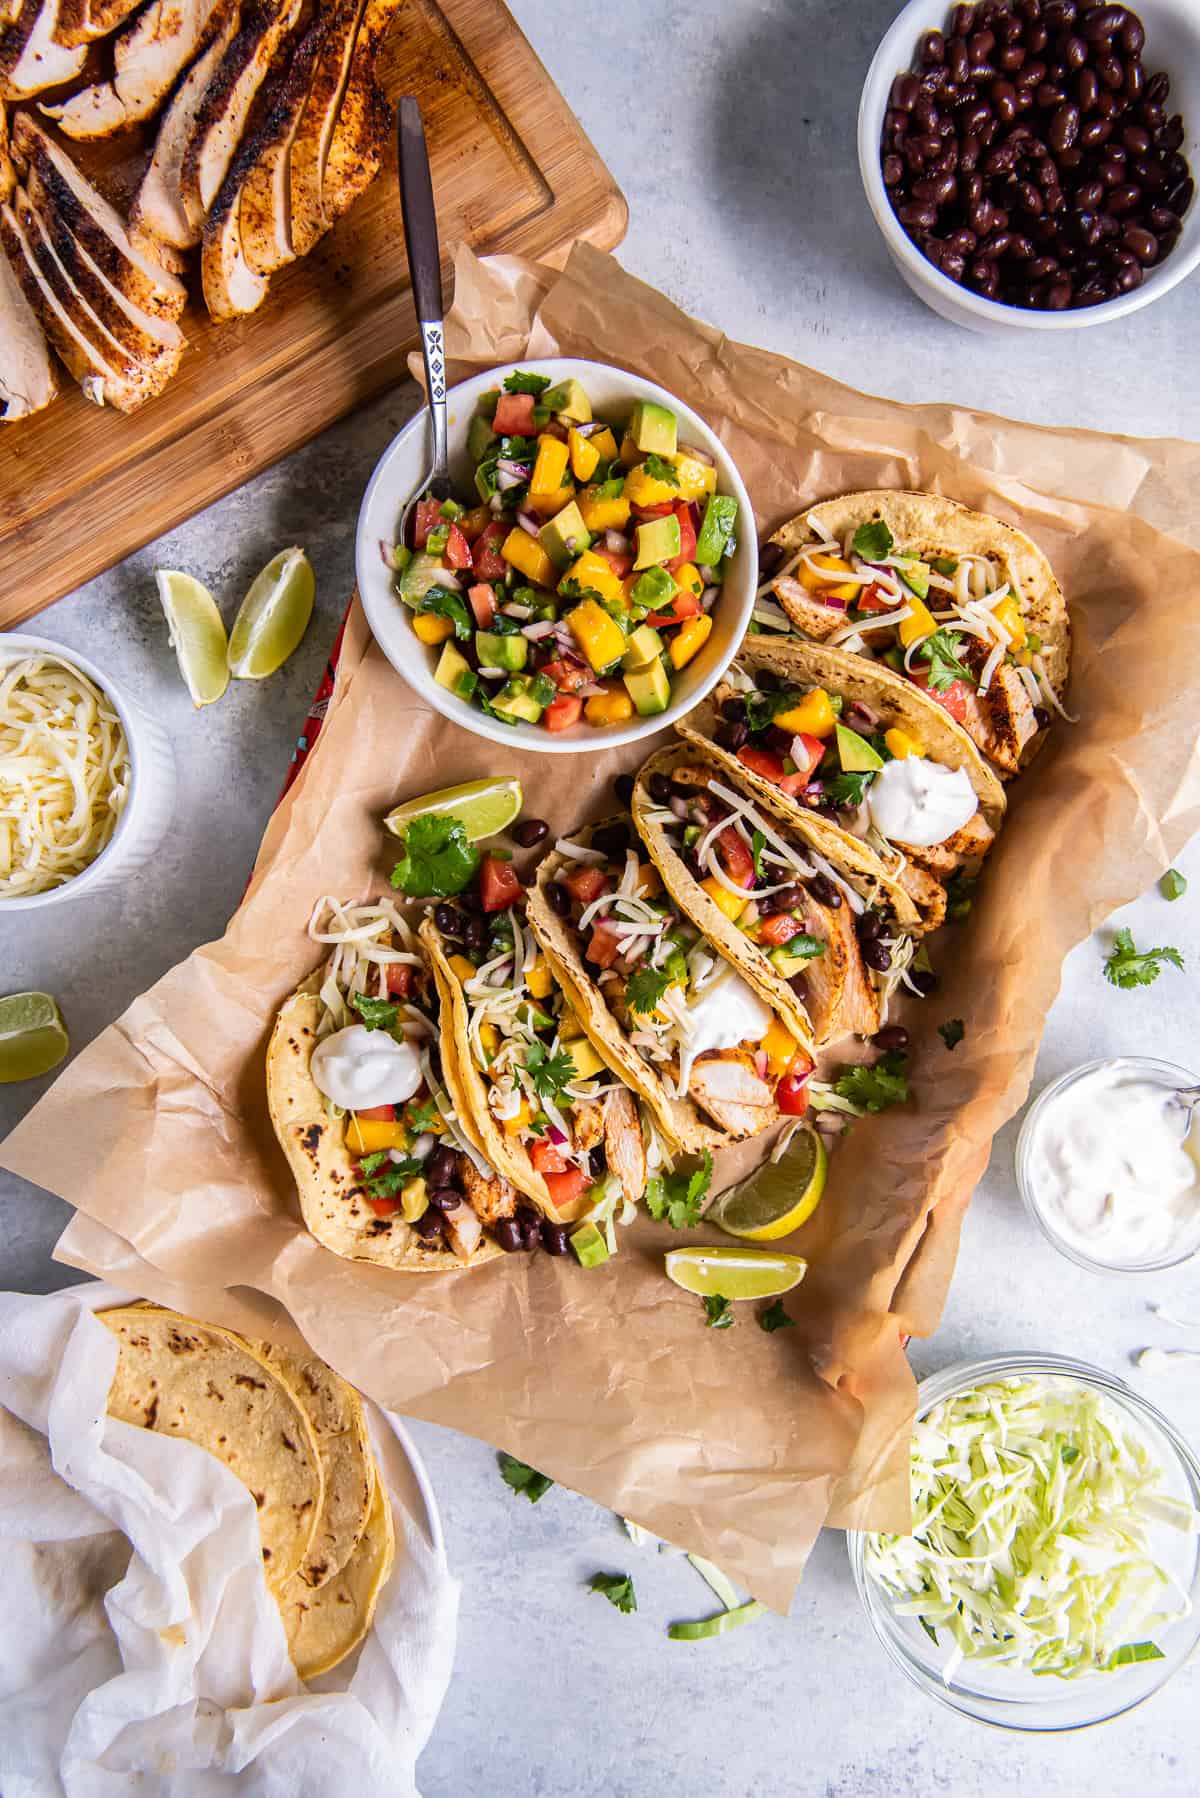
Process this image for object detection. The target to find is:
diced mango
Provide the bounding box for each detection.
[478,1022,500,1059]
[624,462,678,507]
[799,552,858,603]
[578,485,632,533]
[884,726,926,760]
[762,1017,799,1078]
[618,432,641,468]
[568,428,601,483]
[400,1178,428,1223]
[589,426,618,461]
[526,957,553,1000]
[525,482,576,519]
[898,593,937,649]
[565,1036,606,1080]
[992,592,1026,649]
[668,452,718,501]
[504,1098,532,1135]
[449,954,476,984]
[672,562,704,598]
[561,548,624,604]
[346,1117,409,1154]
[412,611,455,646]
[502,528,557,587]
[585,685,634,726]
[634,862,662,898]
[700,875,747,921]
[567,599,626,673]
[669,614,713,670]
[530,434,570,496]
[774,688,836,737]
[559,1010,585,1042]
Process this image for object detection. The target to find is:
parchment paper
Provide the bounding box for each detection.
[6,243,1200,1610]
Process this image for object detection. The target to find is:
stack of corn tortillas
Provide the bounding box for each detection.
[100,1305,395,1680]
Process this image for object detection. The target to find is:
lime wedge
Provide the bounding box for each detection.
[384,778,524,844]
[0,991,69,1083]
[155,570,229,707]
[708,1124,827,1242]
[228,547,315,680]
[664,1246,807,1301]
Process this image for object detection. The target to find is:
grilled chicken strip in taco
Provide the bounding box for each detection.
[267,895,525,1270]
[634,746,923,1049]
[678,638,1005,930]
[758,491,1071,778]
[526,814,817,1152]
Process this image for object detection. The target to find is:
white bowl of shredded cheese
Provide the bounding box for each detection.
[0,634,175,911]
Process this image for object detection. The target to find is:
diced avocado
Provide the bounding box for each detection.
[694,494,738,566]
[633,514,681,570]
[897,557,931,600]
[630,565,676,609]
[624,623,664,670]
[477,388,501,421]
[434,641,477,700]
[623,656,671,717]
[540,377,592,422]
[565,1036,605,1080]
[490,676,544,723]
[467,413,495,463]
[537,499,592,570]
[397,552,447,603]
[570,1220,610,1267]
[628,399,677,455]
[836,723,884,772]
[768,942,819,977]
[475,629,528,672]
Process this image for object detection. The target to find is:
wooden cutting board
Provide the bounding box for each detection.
[0,0,626,627]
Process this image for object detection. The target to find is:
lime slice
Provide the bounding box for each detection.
[664,1246,807,1301]
[708,1124,827,1242]
[0,991,69,1083]
[155,570,229,707]
[227,547,315,680]
[384,778,524,844]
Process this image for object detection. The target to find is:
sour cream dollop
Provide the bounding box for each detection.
[675,970,775,1095]
[867,756,977,848]
[309,1024,422,1111]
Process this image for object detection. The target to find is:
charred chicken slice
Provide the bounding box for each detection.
[318,0,400,225]
[287,0,366,257]
[1,0,87,100]
[179,0,301,233]
[39,0,229,139]
[0,226,56,418]
[51,0,141,48]
[236,12,323,277]
[687,1050,776,1141]
[129,0,241,253]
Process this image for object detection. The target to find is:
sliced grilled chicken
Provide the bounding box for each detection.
[794,892,852,1046]
[894,860,948,932]
[39,0,228,139]
[199,162,264,318]
[52,0,141,47]
[0,232,57,418]
[771,578,844,642]
[12,113,186,321]
[179,0,301,234]
[319,0,401,224]
[288,0,366,258]
[602,1086,646,1208]
[129,0,241,253]
[238,13,323,276]
[458,1156,517,1225]
[901,810,997,884]
[955,662,1039,777]
[0,99,13,199]
[688,1051,776,1141]
[1,0,87,100]
[815,897,880,1040]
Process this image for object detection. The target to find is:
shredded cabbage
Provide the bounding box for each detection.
[865,1375,1198,1683]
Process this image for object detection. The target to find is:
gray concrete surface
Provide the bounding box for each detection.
[4,1,1200,1791]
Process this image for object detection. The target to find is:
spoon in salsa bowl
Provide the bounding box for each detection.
[396,96,451,549]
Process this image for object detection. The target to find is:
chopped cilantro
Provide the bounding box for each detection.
[1102,927,1184,991]
[350,991,399,1031]
[626,966,673,1017]
[593,474,627,501]
[391,813,480,898]
[750,829,766,879]
[503,369,552,395]
[362,1157,423,1199]
[401,1096,441,1135]
[825,769,875,807]
[358,1151,390,1176]
[558,578,607,604]
[703,1294,734,1330]
[499,1452,554,1502]
[938,1018,965,1051]
[944,868,976,923]
[759,1299,794,1333]
[833,1052,909,1113]
[418,586,473,642]
[644,1152,713,1230]
[787,933,825,959]
[1161,868,1188,902]
[643,452,679,487]
[745,686,803,733]
[852,519,894,562]
[588,1572,637,1613]
[526,1041,578,1100]
[919,630,974,692]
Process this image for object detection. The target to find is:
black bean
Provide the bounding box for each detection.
[898,200,939,229]
[806,874,842,909]
[1046,274,1074,306]
[716,721,748,752]
[1074,178,1105,209]
[427,1145,458,1189]
[614,772,635,807]
[951,2,974,36]
[909,968,940,996]
[767,884,806,914]
[755,669,779,692]
[647,773,673,805]
[463,915,486,952]
[856,910,883,941]
[1144,70,1169,106]
[1122,223,1158,262]
[948,37,970,84]
[1063,32,1087,68]
[517,1207,543,1251]
[413,1209,444,1241]
[541,1220,569,1255]
[513,817,549,849]
[1079,116,1113,148]
[545,880,571,917]
[1044,0,1078,25]
[992,78,1018,122]
[758,540,786,578]
[1048,102,1080,149]
[1148,203,1179,233]
[1075,66,1100,110]
[427,1187,461,1212]
[922,28,947,66]
[494,1217,523,1253]
[433,902,462,937]
[891,72,920,112]
[1106,181,1141,214]
[1119,15,1144,54]
[1160,112,1185,152]
[1000,44,1027,72]
[872,1025,910,1053]
[862,939,892,974]
[1123,58,1144,99]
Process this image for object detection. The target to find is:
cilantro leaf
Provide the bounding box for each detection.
[350,991,399,1031]
[644,1152,713,1230]
[626,966,673,1017]
[703,1294,734,1330]
[588,1572,637,1613]
[824,769,875,808]
[759,1299,794,1333]
[786,933,825,959]
[558,578,607,604]
[1161,868,1188,902]
[391,813,480,898]
[526,1041,578,1100]
[944,868,976,923]
[751,829,766,879]
[418,586,474,642]
[401,1095,441,1135]
[361,1157,423,1199]
[745,686,803,733]
[643,452,679,487]
[852,519,894,562]
[919,630,975,692]
[503,369,551,395]
[938,1018,965,1051]
[358,1151,390,1176]
[1102,927,1184,991]
[499,1452,554,1502]
[833,1052,909,1113]
[593,474,627,501]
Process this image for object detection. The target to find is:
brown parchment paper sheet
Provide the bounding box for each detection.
[6,242,1200,1610]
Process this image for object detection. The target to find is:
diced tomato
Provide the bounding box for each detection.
[758,911,802,947]
[468,582,496,628]
[737,745,788,784]
[585,921,621,968]
[646,591,702,627]
[630,501,674,521]
[543,1166,589,1210]
[856,583,893,615]
[594,545,633,579]
[776,771,809,797]
[480,854,523,913]
[716,824,755,888]
[565,865,609,904]
[444,523,472,570]
[367,1193,404,1217]
[776,1068,811,1116]
[356,1103,396,1121]
[911,667,971,725]
[540,659,588,694]
[544,693,583,732]
[668,500,697,570]
[385,963,415,998]
[459,505,492,542]
[493,391,536,435]
[471,521,509,580]
[789,732,826,782]
[413,498,443,549]
[530,1139,569,1175]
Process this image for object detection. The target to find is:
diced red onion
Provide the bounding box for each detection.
[697,565,716,584]
[523,619,558,640]
[822,591,847,611]
[669,796,690,821]
[700,585,719,612]
[478,666,506,678]
[546,1124,567,1145]
[846,700,879,730]
[605,530,631,554]
[516,511,539,536]
[576,680,606,698]
[495,465,527,492]
[380,539,394,568]
[564,536,578,554]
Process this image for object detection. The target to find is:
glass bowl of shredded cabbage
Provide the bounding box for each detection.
[849,1355,1200,1731]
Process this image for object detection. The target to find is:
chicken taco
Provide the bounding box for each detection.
[757,491,1071,778]
[633,746,924,1051]
[267,895,527,1271]
[678,638,1005,930]
[526,812,818,1151]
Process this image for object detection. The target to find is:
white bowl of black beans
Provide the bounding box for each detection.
[858,0,1200,330]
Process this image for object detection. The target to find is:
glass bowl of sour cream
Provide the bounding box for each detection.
[1016,1059,1200,1276]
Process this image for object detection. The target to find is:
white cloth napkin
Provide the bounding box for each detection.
[0,1284,459,1798]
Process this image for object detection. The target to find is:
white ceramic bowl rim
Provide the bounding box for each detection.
[858,0,1200,331]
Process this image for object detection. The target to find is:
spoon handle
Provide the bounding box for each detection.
[397,96,448,483]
